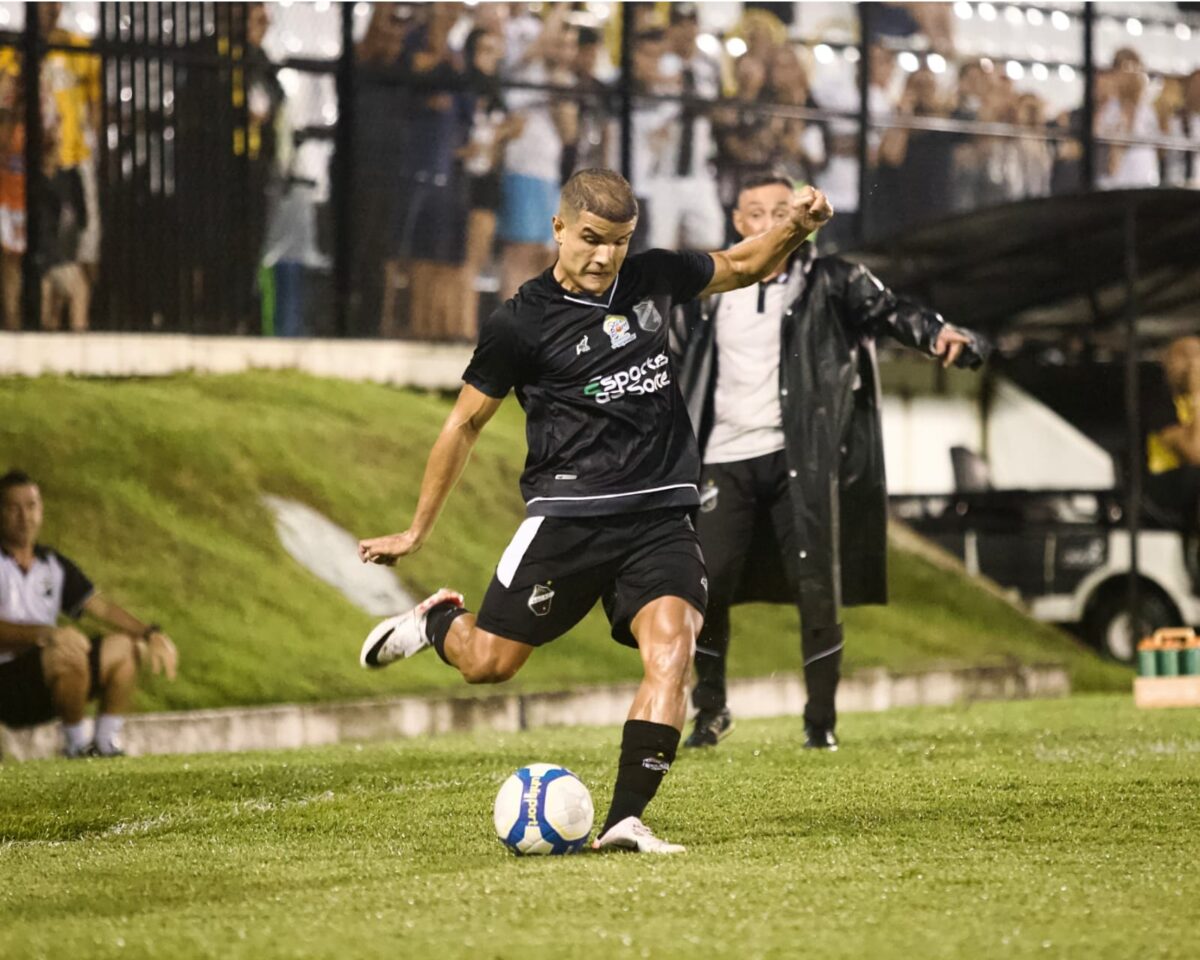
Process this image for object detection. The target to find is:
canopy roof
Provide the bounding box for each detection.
[848,189,1200,351]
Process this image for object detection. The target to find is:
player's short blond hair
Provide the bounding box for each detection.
[559,169,639,225]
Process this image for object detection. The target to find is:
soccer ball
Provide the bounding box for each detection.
[493,763,594,855]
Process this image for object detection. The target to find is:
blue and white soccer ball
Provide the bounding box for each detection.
[493,763,594,855]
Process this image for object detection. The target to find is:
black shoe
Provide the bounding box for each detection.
[683,707,734,748]
[803,724,838,751]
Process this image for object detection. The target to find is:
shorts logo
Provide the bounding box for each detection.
[528,582,555,617]
[603,314,637,350]
[701,576,708,593]
[575,335,590,355]
[699,483,719,513]
[633,298,663,333]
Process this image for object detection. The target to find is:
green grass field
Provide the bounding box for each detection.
[1,695,1196,960]
[0,372,1127,710]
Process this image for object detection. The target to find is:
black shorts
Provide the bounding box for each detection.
[0,638,103,729]
[475,508,708,649]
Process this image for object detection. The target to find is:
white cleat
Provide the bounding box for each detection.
[359,588,464,668]
[591,816,686,855]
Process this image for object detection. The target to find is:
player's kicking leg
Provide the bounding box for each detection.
[361,588,534,683]
[592,595,701,855]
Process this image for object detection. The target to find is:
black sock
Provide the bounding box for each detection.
[425,601,470,666]
[601,720,681,835]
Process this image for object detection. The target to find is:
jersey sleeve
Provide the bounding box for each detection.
[637,249,716,305]
[55,551,95,619]
[462,305,526,398]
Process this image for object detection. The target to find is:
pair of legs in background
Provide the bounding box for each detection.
[0,629,139,757]
[364,508,706,853]
[688,450,843,750]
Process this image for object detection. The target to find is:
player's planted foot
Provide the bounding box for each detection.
[592,816,686,854]
[804,723,839,751]
[682,706,734,748]
[360,588,464,668]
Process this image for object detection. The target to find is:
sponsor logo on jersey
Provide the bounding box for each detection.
[583,352,671,404]
[528,582,555,616]
[633,298,663,333]
[603,314,637,350]
[575,335,590,355]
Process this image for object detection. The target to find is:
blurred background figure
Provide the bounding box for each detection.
[496,5,578,300]
[765,44,826,193]
[459,25,521,341]
[350,2,412,337]
[877,66,954,233]
[1097,48,1160,189]
[814,43,895,250]
[639,3,725,252]
[385,2,470,340]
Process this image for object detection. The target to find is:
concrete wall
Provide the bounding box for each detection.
[0,332,472,390]
[0,662,1070,762]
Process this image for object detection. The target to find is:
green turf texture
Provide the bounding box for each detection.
[1,695,1195,959]
[0,371,1127,710]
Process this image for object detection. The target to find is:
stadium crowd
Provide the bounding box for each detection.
[0,2,1196,338]
[343,1,1200,340]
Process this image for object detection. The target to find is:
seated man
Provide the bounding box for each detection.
[0,470,177,757]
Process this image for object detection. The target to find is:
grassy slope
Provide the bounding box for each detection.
[0,372,1127,711]
[1,696,1197,960]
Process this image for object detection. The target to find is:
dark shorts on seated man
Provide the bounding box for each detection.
[0,638,103,728]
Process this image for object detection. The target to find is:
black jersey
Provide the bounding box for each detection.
[464,248,715,517]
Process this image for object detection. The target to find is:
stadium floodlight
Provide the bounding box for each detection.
[954,1,972,20]
[1031,62,1049,82]
[725,37,748,58]
[1177,24,1192,40]
[1006,60,1025,80]
[1058,63,1076,82]
[928,53,947,74]
[1126,18,1143,37]
[898,51,920,72]
[1051,10,1070,30]
[814,44,835,65]
[1027,8,1044,26]
[978,3,997,22]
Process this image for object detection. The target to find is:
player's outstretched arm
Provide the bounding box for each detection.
[358,384,503,565]
[700,185,833,297]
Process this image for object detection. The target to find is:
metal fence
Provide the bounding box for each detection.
[1,1,1197,339]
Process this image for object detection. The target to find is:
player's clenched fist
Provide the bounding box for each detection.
[789,186,834,234]
[358,530,424,565]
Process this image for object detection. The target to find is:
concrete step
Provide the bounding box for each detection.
[0,661,1070,762]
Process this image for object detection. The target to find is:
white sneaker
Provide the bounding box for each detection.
[592,816,686,854]
[359,588,464,668]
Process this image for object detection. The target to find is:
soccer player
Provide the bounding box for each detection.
[357,168,832,854]
[672,175,986,752]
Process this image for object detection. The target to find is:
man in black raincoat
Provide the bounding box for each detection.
[671,176,987,749]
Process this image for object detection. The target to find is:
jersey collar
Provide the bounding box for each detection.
[544,264,621,310]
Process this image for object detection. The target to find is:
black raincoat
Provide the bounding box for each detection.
[670,245,986,629]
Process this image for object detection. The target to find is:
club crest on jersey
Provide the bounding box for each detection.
[633,298,663,333]
[528,583,555,617]
[603,314,637,350]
